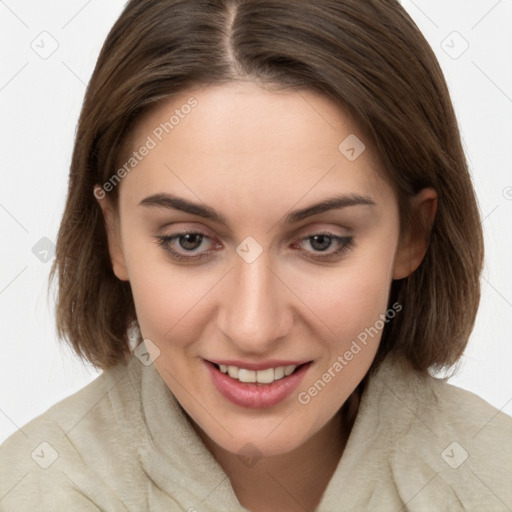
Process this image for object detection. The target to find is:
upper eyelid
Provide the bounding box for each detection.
[158,222,350,240]
[159,229,347,244]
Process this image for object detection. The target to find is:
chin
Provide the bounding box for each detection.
[193,412,311,458]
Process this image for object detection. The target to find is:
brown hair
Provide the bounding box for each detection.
[49,0,484,373]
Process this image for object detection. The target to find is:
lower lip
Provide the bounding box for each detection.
[205,360,311,409]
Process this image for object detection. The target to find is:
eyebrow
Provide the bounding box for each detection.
[138,192,376,225]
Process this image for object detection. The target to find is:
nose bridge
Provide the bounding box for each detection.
[219,251,290,351]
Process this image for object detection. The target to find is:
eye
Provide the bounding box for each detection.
[175,233,204,251]
[292,232,354,260]
[153,231,221,262]
[153,230,354,263]
[309,234,334,251]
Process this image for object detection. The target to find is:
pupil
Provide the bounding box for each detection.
[311,235,332,251]
[179,233,203,250]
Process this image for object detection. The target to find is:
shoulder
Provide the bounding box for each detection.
[371,357,512,510]
[0,358,141,511]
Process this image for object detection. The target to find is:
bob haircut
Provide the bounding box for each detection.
[50,0,484,374]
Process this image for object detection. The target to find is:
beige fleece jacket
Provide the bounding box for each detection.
[0,352,511,511]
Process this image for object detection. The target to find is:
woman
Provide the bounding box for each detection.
[1,0,510,510]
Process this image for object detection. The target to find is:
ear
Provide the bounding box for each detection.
[393,187,438,280]
[94,186,129,282]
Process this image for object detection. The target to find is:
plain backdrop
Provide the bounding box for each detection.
[1,0,511,445]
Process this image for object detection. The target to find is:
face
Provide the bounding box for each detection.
[98,81,430,458]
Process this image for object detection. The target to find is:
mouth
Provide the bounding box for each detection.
[211,361,308,383]
[204,359,312,409]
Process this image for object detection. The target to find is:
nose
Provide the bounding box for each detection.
[217,249,293,354]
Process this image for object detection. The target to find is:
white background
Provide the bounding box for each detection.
[1,0,511,445]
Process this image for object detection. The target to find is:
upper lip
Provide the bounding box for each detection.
[206,359,311,371]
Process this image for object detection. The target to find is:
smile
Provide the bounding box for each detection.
[217,363,298,384]
[205,359,312,409]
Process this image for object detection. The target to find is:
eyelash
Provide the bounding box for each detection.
[153,230,354,263]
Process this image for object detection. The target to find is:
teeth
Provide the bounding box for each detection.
[238,369,256,383]
[284,365,296,376]
[274,366,285,380]
[256,368,274,384]
[217,364,299,384]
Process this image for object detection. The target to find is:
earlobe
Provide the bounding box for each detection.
[393,188,438,280]
[94,186,129,282]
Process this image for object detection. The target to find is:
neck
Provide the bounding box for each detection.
[192,392,361,512]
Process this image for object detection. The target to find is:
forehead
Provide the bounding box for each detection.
[119,81,389,207]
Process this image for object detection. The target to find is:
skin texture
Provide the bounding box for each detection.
[97,81,437,511]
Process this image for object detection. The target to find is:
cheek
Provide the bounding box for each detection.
[123,215,398,355]
[122,241,211,345]
[293,233,397,343]
[292,242,397,423]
